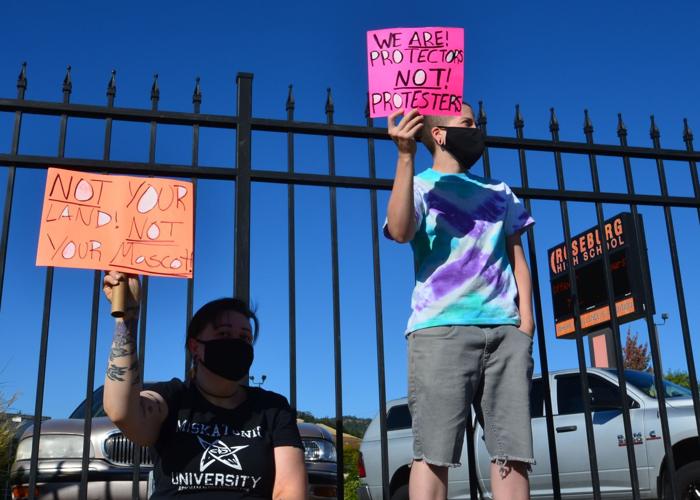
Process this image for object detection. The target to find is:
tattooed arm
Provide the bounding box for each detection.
[102,271,167,446]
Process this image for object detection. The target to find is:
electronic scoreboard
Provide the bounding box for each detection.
[547,212,654,339]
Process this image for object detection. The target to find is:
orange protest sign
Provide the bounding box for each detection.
[36,168,194,278]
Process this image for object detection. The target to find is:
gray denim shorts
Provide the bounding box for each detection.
[407,324,535,468]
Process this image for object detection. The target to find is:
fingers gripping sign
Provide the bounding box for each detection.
[103,270,141,319]
[388,109,424,155]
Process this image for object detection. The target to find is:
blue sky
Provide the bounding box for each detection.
[0,0,698,421]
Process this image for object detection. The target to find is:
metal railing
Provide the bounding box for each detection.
[0,63,698,499]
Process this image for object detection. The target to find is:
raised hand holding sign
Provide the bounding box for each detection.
[36,168,195,316]
[103,271,141,318]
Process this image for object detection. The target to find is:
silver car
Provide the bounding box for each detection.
[11,385,338,500]
[358,368,699,499]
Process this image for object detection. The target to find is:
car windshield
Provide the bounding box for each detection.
[69,386,107,418]
[614,370,692,399]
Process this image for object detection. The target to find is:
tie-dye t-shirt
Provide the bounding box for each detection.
[387,168,535,334]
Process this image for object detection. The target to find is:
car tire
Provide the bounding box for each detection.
[390,484,409,500]
[663,460,700,500]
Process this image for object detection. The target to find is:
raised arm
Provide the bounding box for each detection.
[102,271,167,446]
[386,109,424,243]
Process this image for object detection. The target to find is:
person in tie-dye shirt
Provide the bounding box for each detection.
[385,104,536,500]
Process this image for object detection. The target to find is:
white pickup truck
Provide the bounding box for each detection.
[358,368,699,499]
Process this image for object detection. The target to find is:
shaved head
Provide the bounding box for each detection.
[419,103,475,154]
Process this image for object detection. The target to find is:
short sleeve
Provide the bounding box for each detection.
[383,182,426,241]
[146,377,185,418]
[504,184,535,236]
[271,396,304,449]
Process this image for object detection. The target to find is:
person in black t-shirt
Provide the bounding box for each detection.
[102,271,307,499]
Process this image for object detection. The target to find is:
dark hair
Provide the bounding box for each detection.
[186,298,260,345]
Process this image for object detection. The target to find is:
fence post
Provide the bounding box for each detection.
[235,73,253,303]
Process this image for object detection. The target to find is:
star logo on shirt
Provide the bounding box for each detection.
[197,436,248,471]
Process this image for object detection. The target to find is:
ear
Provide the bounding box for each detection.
[187,338,200,358]
[431,126,445,147]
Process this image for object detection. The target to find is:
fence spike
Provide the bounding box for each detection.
[192,77,202,105]
[549,107,559,133]
[514,104,524,130]
[683,118,693,144]
[286,84,295,112]
[478,100,487,128]
[325,87,334,115]
[62,65,72,95]
[617,113,628,138]
[583,109,594,135]
[650,115,660,140]
[107,70,116,98]
[151,73,160,102]
[17,62,27,91]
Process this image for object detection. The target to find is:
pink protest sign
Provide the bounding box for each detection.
[367,27,464,118]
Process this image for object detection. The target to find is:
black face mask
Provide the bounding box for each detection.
[195,338,254,381]
[441,127,485,170]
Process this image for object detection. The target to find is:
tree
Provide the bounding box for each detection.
[622,328,651,371]
[343,447,361,500]
[297,411,371,439]
[665,370,691,389]
[0,391,18,498]
[297,410,367,500]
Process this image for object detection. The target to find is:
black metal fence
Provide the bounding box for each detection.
[0,63,698,500]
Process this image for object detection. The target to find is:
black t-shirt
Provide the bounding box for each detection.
[149,378,303,499]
